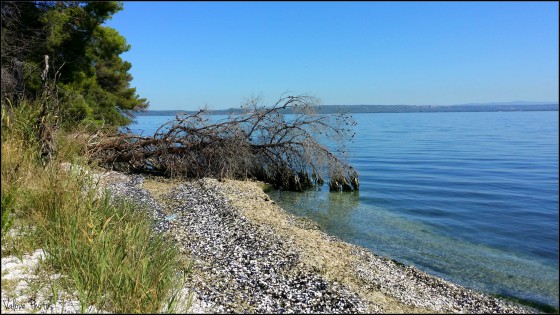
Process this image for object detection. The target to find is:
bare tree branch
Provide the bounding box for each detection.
[89,95,359,192]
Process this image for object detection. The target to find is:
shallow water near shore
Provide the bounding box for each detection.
[269,111,559,309]
[131,110,559,309]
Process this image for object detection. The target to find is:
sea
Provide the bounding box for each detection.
[128,110,559,309]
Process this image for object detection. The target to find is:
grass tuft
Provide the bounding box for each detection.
[1,100,189,313]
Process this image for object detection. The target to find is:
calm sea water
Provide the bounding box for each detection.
[130,111,559,308]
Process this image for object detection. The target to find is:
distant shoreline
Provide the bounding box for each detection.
[135,104,559,116]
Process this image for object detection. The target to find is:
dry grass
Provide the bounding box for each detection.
[1,102,189,313]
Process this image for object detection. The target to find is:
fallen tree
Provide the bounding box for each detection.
[89,95,359,192]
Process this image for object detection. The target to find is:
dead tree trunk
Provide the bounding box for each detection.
[89,95,359,192]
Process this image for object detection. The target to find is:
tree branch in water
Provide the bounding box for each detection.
[89,95,359,192]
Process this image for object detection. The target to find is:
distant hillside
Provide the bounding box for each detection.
[452,101,557,106]
[135,110,195,116]
[135,103,558,116]
[311,103,559,114]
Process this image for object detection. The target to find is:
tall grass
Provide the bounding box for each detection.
[1,102,45,252]
[1,100,188,313]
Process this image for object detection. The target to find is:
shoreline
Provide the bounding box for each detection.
[2,168,542,313]
[131,174,538,313]
[200,178,545,313]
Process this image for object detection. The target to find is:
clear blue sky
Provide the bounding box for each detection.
[104,1,559,111]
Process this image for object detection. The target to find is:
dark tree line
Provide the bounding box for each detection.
[1,1,147,128]
[90,95,360,192]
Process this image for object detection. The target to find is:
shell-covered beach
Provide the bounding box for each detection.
[2,171,538,313]
[1,167,541,313]
[101,170,538,313]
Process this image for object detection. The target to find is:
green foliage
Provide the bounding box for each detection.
[1,1,148,127]
[42,189,181,313]
[1,105,50,257]
[1,104,187,313]
[57,86,93,126]
[1,98,42,149]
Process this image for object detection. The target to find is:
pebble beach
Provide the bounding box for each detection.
[2,168,540,313]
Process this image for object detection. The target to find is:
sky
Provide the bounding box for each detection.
[104,1,559,111]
